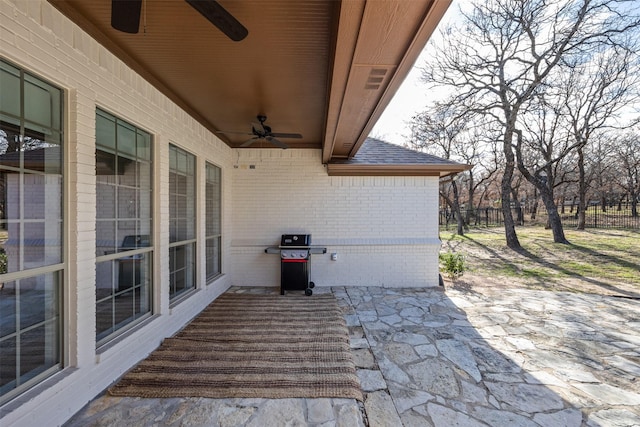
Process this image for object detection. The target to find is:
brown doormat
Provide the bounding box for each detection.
[108,292,363,401]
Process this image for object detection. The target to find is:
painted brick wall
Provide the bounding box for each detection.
[230,149,441,288]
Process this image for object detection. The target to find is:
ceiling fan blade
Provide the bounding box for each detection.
[270,132,303,139]
[240,138,258,147]
[111,0,142,33]
[185,0,248,42]
[251,121,265,135]
[266,137,289,149]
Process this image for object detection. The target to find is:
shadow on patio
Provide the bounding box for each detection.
[66,285,640,426]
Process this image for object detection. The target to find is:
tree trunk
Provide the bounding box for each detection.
[501,139,521,250]
[530,190,538,220]
[539,184,570,244]
[451,181,465,236]
[577,148,587,230]
[511,188,524,226]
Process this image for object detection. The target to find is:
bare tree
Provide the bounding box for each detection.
[422,0,640,250]
[556,42,640,228]
[408,101,500,235]
[408,104,468,235]
[514,92,574,242]
[613,131,640,216]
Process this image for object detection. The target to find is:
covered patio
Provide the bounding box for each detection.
[1,2,465,424]
[66,285,640,426]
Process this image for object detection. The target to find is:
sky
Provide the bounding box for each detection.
[371,0,640,146]
[370,1,460,146]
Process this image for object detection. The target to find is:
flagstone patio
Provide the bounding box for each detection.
[65,285,640,426]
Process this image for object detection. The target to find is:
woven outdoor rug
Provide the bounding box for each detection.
[108,292,363,401]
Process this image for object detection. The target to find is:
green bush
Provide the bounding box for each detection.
[439,252,465,279]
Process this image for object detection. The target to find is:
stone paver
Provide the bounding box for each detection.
[65,286,640,426]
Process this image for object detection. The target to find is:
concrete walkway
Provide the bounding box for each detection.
[66,286,640,426]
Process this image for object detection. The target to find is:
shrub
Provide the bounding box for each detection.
[0,252,6,274]
[439,252,465,279]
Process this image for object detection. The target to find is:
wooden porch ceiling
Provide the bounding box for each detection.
[48,0,450,162]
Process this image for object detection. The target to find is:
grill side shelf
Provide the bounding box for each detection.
[264,246,327,254]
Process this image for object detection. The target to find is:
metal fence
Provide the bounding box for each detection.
[440,203,640,230]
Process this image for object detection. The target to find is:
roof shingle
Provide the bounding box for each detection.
[327,138,470,177]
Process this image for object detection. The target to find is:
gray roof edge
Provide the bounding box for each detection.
[329,137,469,167]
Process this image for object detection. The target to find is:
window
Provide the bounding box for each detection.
[0,59,63,404]
[169,144,195,300]
[95,109,153,346]
[205,163,221,281]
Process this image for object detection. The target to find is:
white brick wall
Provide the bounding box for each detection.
[230,149,441,288]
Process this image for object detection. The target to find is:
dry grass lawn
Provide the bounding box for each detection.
[440,227,640,298]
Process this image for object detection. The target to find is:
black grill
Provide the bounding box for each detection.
[265,234,326,295]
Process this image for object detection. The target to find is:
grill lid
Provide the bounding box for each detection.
[280,234,311,247]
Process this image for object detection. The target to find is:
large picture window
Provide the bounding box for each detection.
[0,59,63,404]
[205,163,221,282]
[95,109,153,346]
[169,144,195,300]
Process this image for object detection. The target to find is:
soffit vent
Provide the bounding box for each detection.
[364,68,388,90]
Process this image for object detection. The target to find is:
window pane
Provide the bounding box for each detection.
[115,252,150,292]
[137,160,151,190]
[2,218,61,273]
[24,74,61,132]
[117,121,136,157]
[95,109,153,345]
[18,274,58,329]
[168,145,195,299]
[113,290,134,329]
[96,259,115,299]
[137,131,151,161]
[0,337,17,391]
[23,173,62,221]
[0,117,63,273]
[96,252,151,343]
[0,62,21,119]
[23,220,62,267]
[96,111,116,151]
[116,220,139,251]
[0,272,61,399]
[95,299,113,342]
[118,154,137,187]
[96,220,116,257]
[139,189,152,224]
[0,281,17,337]
[206,236,221,281]
[169,243,195,299]
[0,61,63,403]
[20,324,58,380]
[205,163,221,281]
[177,150,187,172]
[96,183,116,219]
[206,177,221,236]
[0,170,21,221]
[117,187,137,219]
[169,146,196,237]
